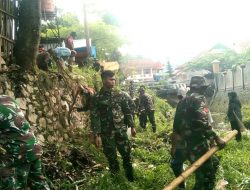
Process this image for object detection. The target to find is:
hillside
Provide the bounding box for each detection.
[1,66,250,190]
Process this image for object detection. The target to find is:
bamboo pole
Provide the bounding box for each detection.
[163,130,238,190]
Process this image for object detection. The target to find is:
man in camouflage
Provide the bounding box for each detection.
[128,80,136,99]
[0,95,50,190]
[170,76,225,190]
[227,91,242,142]
[90,70,136,181]
[138,86,156,132]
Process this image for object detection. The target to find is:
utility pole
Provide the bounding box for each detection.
[83,3,91,57]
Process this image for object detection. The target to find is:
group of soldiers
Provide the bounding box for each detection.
[0,69,243,189]
[127,81,157,133]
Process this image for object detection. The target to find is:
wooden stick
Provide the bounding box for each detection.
[163,130,238,190]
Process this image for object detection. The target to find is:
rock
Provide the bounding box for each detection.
[21,87,29,97]
[5,82,11,90]
[27,74,35,81]
[28,104,35,113]
[37,134,45,146]
[28,113,38,124]
[26,85,34,93]
[45,92,50,97]
[16,98,27,110]
[47,111,53,117]
[46,119,53,124]
[38,118,46,128]
[0,56,7,71]
[6,90,14,97]
[61,100,69,111]
[47,135,54,143]
[51,96,57,104]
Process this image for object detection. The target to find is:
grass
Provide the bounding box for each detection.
[45,66,250,189]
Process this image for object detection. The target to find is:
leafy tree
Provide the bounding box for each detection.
[14,0,41,71]
[166,61,173,76]
[102,12,120,27]
[41,13,84,39]
[89,21,125,61]
[41,12,126,62]
[186,48,240,71]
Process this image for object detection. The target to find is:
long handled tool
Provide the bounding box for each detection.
[163,130,238,190]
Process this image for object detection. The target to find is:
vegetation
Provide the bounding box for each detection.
[41,12,126,62]
[185,43,250,71]
[166,61,174,76]
[42,67,250,189]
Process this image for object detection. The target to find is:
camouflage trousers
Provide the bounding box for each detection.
[0,158,50,190]
[230,120,242,141]
[171,141,219,190]
[101,130,134,180]
[139,110,156,131]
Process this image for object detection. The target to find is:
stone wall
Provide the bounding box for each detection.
[0,71,90,146]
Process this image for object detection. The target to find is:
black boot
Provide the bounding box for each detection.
[152,126,156,133]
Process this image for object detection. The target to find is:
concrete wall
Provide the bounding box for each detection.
[217,63,250,91]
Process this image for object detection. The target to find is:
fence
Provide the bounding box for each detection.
[0,0,19,64]
[217,63,250,91]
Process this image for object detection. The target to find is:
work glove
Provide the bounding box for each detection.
[215,136,226,149]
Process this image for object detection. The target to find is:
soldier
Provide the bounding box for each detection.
[0,95,50,190]
[227,91,242,142]
[128,80,136,99]
[90,70,136,181]
[170,76,225,190]
[138,86,156,132]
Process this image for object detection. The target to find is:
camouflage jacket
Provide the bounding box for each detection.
[227,98,242,121]
[128,84,136,98]
[173,92,217,144]
[0,95,42,162]
[138,93,155,112]
[90,88,135,134]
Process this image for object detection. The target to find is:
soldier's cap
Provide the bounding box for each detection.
[228,91,237,97]
[138,85,145,92]
[189,76,209,88]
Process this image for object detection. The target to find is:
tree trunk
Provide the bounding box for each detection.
[14,0,41,71]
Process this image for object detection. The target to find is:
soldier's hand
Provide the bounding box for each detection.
[131,127,137,137]
[215,136,226,149]
[95,135,102,148]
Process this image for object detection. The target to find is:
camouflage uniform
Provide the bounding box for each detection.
[0,95,50,190]
[227,92,242,141]
[171,92,220,190]
[128,82,136,99]
[90,88,135,181]
[138,92,156,132]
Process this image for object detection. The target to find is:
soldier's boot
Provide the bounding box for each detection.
[152,126,156,133]
[123,161,134,182]
[171,160,185,189]
[109,161,120,176]
[125,166,134,182]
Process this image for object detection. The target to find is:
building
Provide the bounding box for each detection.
[172,68,211,84]
[123,59,164,82]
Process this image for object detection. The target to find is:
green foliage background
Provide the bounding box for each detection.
[47,66,250,189]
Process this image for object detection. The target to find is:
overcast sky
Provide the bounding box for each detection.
[56,0,250,66]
